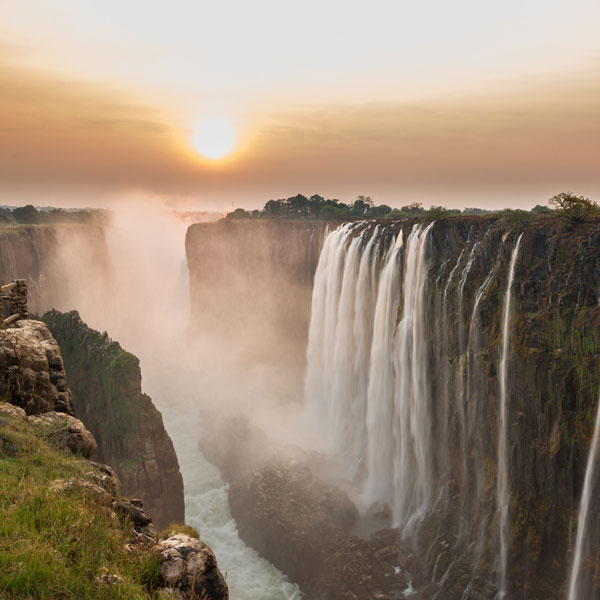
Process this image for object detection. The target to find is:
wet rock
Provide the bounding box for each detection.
[157,534,229,600]
[29,412,97,458]
[229,460,411,600]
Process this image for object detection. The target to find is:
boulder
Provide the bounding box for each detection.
[0,319,73,415]
[157,534,228,600]
[29,412,97,458]
[0,401,27,422]
[114,499,152,528]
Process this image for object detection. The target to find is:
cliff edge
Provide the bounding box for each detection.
[41,309,185,529]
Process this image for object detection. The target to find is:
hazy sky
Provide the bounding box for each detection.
[1,0,600,209]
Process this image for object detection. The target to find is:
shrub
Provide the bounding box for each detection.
[548,192,598,223]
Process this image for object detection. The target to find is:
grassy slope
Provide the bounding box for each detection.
[0,408,160,600]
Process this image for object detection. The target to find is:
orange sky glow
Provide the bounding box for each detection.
[1,1,599,210]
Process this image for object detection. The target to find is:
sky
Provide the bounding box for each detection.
[1,0,599,210]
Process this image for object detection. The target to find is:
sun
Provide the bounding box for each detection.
[192,115,236,160]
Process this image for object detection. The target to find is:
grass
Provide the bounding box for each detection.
[158,523,200,540]
[0,407,161,599]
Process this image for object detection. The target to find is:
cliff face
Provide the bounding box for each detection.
[414,217,600,599]
[0,224,112,315]
[41,310,185,530]
[185,220,327,367]
[189,216,600,599]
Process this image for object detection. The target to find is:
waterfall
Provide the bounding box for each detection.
[305,219,599,598]
[496,233,524,599]
[566,396,600,600]
[390,222,434,528]
[306,222,435,529]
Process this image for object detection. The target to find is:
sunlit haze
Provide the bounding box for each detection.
[1,1,599,208]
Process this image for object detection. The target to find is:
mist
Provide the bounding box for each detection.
[35,199,321,599]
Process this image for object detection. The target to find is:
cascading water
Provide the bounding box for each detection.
[566,396,600,600]
[306,222,435,530]
[496,233,523,599]
[304,221,547,597]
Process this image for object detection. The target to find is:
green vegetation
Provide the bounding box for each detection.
[222,191,599,224]
[158,523,200,540]
[41,311,145,444]
[0,205,106,225]
[548,192,599,223]
[0,408,160,599]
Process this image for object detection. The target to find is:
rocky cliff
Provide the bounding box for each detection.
[189,216,600,599]
[41,310,185,529]
[0,318,73,415]
[185,220,327,367]
[0,318,228,600]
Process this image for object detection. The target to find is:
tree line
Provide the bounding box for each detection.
[225,192,599,224]
[0,205,106,225]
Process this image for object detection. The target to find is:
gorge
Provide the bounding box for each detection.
[186,215,600,599]
[0,211,599,599]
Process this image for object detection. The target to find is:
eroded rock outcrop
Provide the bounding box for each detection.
[157,534,229,600]
[29,411,97,458]
[0,319,73,414]
[41,309,185,529]
[201,415,420,599]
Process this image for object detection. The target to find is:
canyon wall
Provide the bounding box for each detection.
[186,216,600,599]
[0,224,112,316]
[186,220,327,368]
[41,309,185,529]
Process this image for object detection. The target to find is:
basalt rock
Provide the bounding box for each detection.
[185,220,327,369]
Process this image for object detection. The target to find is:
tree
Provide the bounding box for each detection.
[0,208,13,223]
[401,202,424,214]
[425,205,451,221]
[356,194,374,207]
[367,204,392,218]
[263,199,283,217]
[286,194,309,216]
[226,208,250,220]
[13,205,40,224]
[531,204,551,214]
[548,193,598,223]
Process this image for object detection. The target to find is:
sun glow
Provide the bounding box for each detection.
[192,115,236,160]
